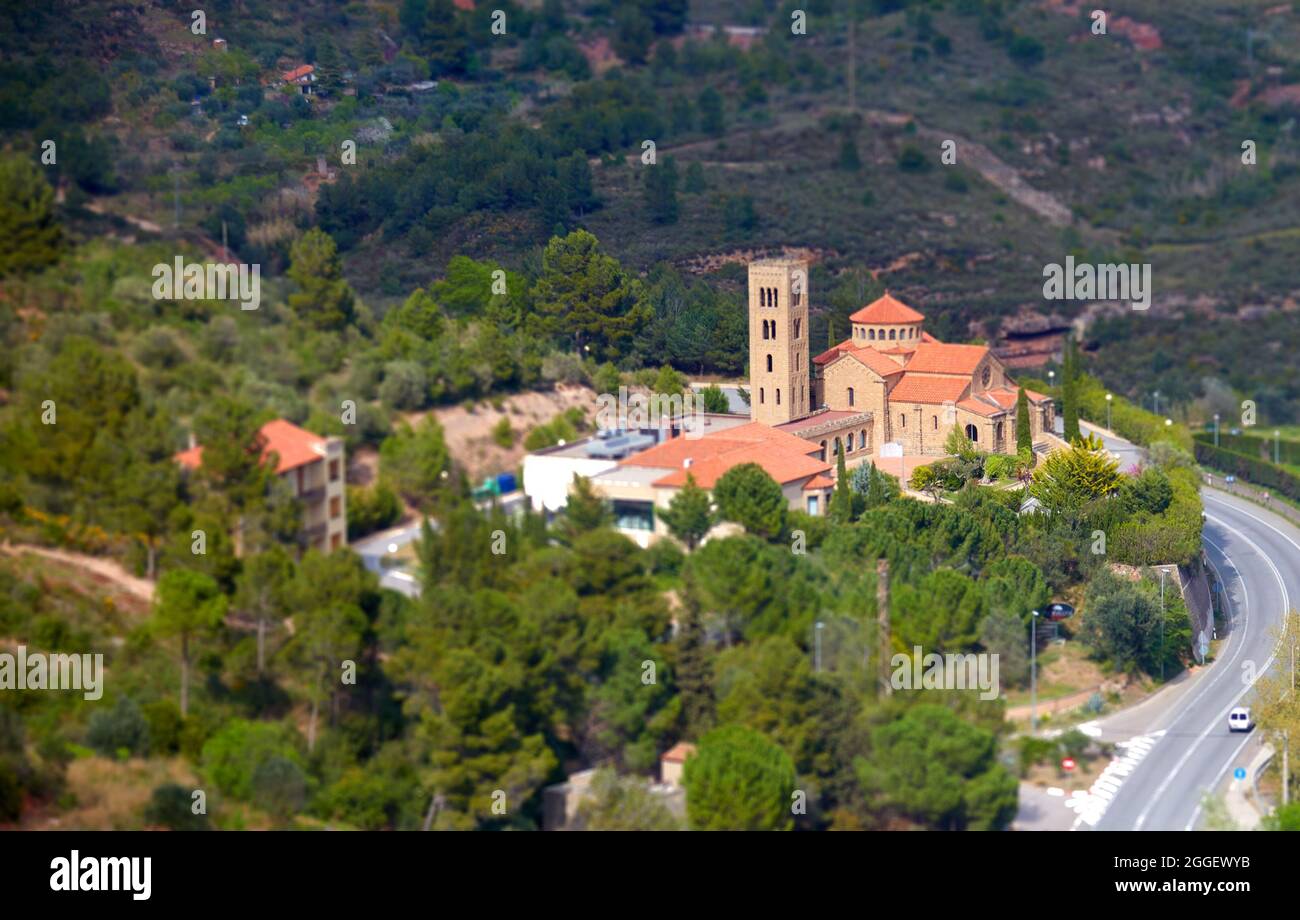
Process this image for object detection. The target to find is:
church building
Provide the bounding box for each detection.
[748,257,1055,463]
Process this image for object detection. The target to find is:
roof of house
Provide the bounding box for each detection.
[282,64,314,82]
[619,422,822,470]
[802,474,836,491]
[980,385,1051,410]
[662,742,697,763]
[176,419,327,475]
[844,347,908,377]
[652,443,830,489]
[903,342,990,376]
[850,293,926,325]
[888,375,971,405]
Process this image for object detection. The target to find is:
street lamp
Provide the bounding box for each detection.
[1276,430,1282,464]
[1159,568,1167,683]
[1105,393,1112,431]
[1030,609,1041,734]
[1214,413,1220,447]
[815,621,825,673]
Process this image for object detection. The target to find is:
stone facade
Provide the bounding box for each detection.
[748,259,811,425]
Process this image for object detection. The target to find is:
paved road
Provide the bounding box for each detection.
[1083,490,1299,830]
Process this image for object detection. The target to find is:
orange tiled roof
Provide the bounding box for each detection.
[983,385,1051,409]
[802,474,835,491]
[956,397,1005,418]
[844,347,907,377]
[176,419,326,475]
[282,64,314,82]
[662,742,696,763]
[813,337,856,366]
[888,375,971,405]
[621,422,822,469]
[903,342,989,376]
[653,443,830,489]
[850,293,925,324]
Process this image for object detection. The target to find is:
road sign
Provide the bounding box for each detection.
[1234,767,1247,781]
[1061,758,1076,772]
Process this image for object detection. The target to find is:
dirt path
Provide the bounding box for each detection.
[0,542,155,603]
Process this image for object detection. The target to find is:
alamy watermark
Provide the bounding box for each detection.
[890,646,1000,701]
[1042,256,1151,311]
[595,387,707,440]
[0,645,103,700]
[152,257,260,310]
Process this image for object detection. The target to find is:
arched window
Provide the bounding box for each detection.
[776,388,781,405]
[760,387,765,404]
[965,424,979,442]
[847,386,855,407]
[820,440,828,461]
[859,430,867,450]
[846,433,854,452]
[996,422,1004,442]
[933,416,938,430]
[795,353,800,371]
[869,328,876,341]
[833,437,842,456]
[900,413,906,428]
[801,385,805,409]
[794,318,801,339]
[766,354,773,373]
[759,289,766,308]
[889,329,896,341]
[772,289,778,309]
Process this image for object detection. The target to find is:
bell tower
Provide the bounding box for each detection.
[748,258,810,426]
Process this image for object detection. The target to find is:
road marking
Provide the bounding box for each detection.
[1132,514,1289,830]
[1067,730,1165,828]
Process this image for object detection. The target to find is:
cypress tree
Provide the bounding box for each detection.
[1015,386,1032,454]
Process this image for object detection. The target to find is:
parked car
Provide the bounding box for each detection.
[1228,707,1253,732]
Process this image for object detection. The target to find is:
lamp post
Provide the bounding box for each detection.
[1159,568,1167,683]
[1105,393,1112,432]
[815,621,825,673]
[1276,430,1282,464]
[1030,609,1041,734]
[1214,413,1220,447]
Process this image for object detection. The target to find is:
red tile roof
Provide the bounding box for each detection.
[176,419,327,475]
[662,742,696,763]
[282,64,314,83]
[813,337,857,366]
[850,293,925,324]
[888,375,971,405]
[653,444,830,489]
[620,422,822,469]
[956,397,1004,418]
[802,474,835,491]
[844,347,907,377]
[903,342,989,376]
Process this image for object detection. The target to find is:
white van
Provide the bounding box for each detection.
[1228,707,1253,732]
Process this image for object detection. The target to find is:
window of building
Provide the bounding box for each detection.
[794,318,801,339]
[846,434,854,452]
[330,496,341,519]
[833,437,842,455]
[889,329,896,340]
[820,440,827,461]
[933,415,938,430]
[869,328,876,341]
[772,289,778,309]
[795,353,800,371]
[965,424,979,442]
[807,495,819,515]
[760,288,767,307]
[776,388,781,405]
[760,387,765,404]
[900,413,906,428]
[766,354,773,372]
[859,430,867,450]
[847,386,855,407]
[329,459,340,482]
[612,499,655,532]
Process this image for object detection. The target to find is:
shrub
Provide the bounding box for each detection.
[144,782,212,830]
[491,416,515,449]
[86,697,149,759]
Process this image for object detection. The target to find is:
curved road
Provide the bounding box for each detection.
[1088,489,1299,830]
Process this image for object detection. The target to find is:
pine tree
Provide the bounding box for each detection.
[674,600,715,735]
[838,132,861,171]
[645,157,679,224]
[660,472,713,550]
[1015,386,1032,455]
